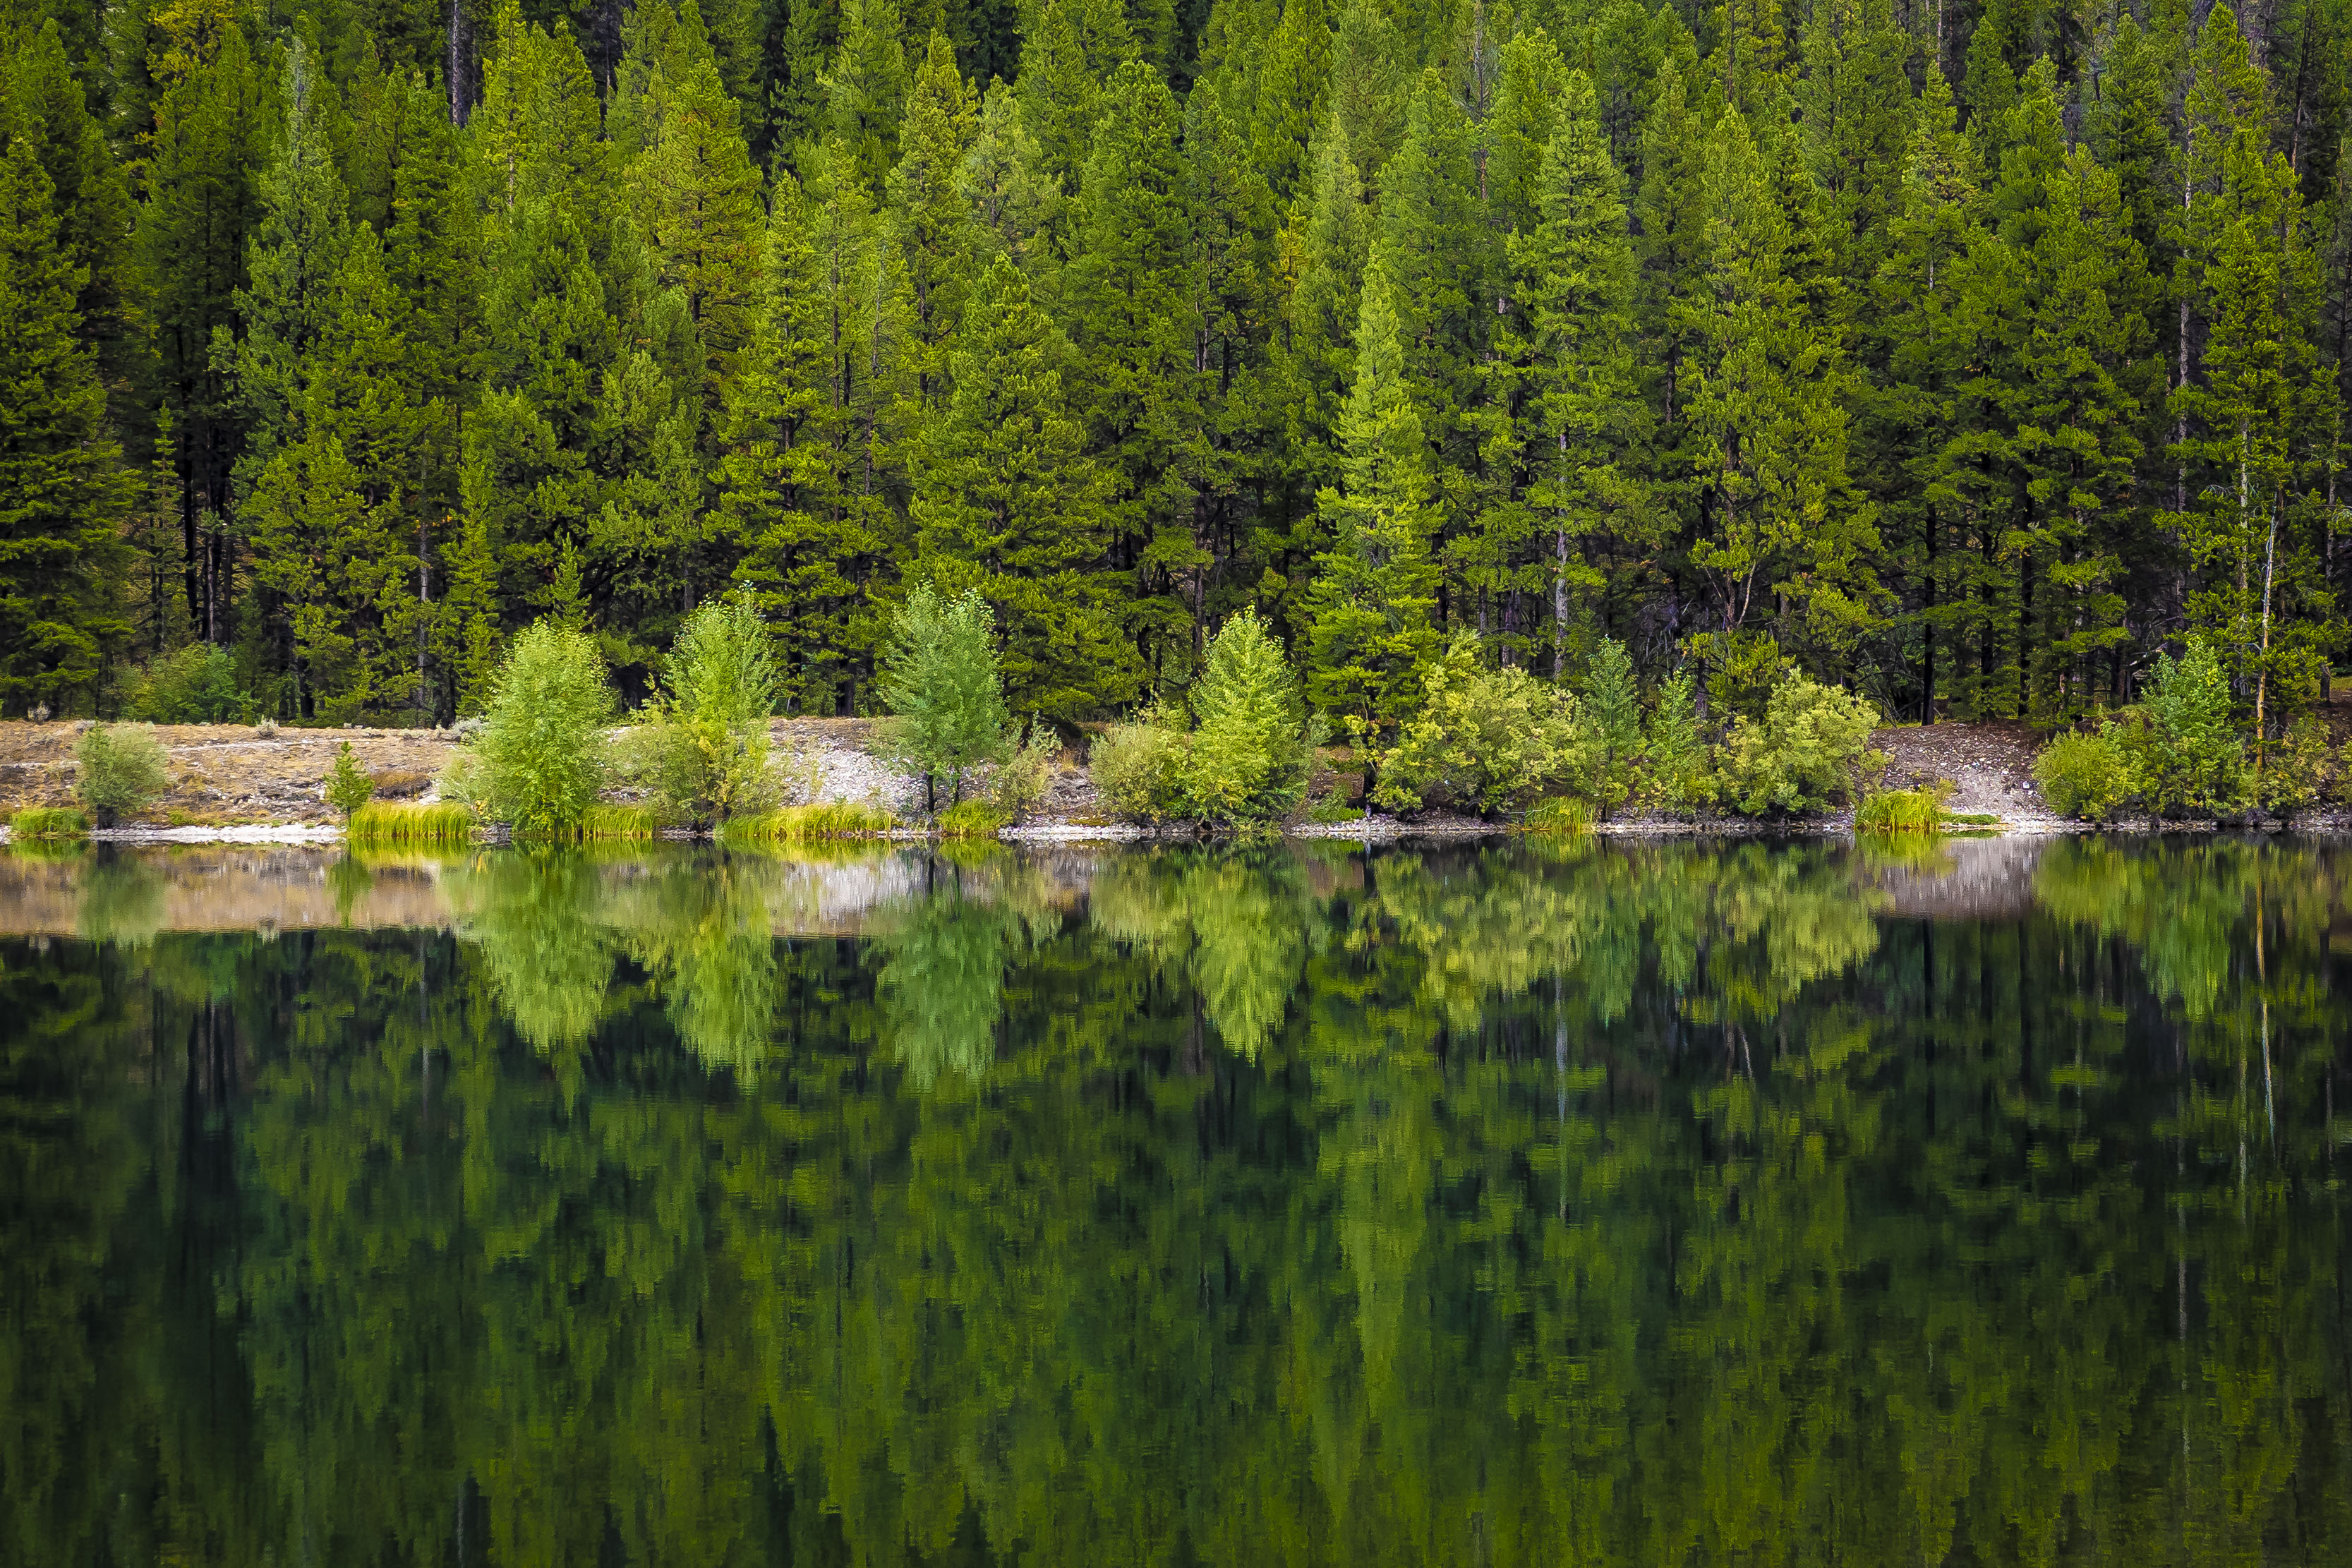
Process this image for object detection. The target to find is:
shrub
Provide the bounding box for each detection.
[325,742,375,818]
[717,802,896,842]
[11,807,89,840]
[2031,725,2134,820]
[74,723,170,827]
[625,593,781,827]
[1643,666,1714,816]
[1715,675,1881,817]
[2130,637,2247,816]
[1855,783,1950,835]
[1582,639,1643,818]
[1523,795,1595,836]
[1090,713,1188,823]
[938,798,1011,838]
[986,723,1059,821]
[2257,713,2332,817]
[127,643,249,723]
[466,620,615,836]
[1305,790,1362,825]
[1375,635,1598,816]
[346,802,476,847]
[1178,610,1317,822]
[881,584,1008,809]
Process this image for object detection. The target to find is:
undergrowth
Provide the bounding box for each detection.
[346,802,476,846]
[717,802,897,843]
[10,807,90,840]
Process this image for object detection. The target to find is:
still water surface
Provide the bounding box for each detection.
[4,836,2351,1565]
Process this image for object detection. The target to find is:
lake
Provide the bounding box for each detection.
[3,836,2348,1564]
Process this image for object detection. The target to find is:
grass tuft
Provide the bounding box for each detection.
[936,798,1009,838]
[717,802,896,844]
[1856,785,1953,836]
[1521,796,1596,836]
[11,807,90,840]
[346,802,477,847]
[574,803,662,840]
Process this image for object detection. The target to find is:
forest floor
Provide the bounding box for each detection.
[3,711,2348,840]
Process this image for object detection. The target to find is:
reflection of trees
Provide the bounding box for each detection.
[7,839,2352,1562]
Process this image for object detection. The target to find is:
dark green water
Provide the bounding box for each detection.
[4,836,2351,1566]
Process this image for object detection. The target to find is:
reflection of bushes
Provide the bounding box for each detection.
[447,853,619,1050]
[74,852,168,948]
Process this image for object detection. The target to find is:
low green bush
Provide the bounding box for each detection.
[1305,790,1362,825]
[2135,637,2246,816]
[1855,784,1949,835]
[1715,675,1881,817]
[717,802,896,843]
[937,798,1010,838]
[126,643,249,724]
[74,723,171,827]
[1375,635,1598,816]
[325,742,375,818]
[986,724,1059,822]
[1089,712,1188,823]
[466,620,615,836]
[622,593,781,827]
[2032,725,2136,820]
[10,807,89,840]
[1642,667,1714,816]
[346,802,476,846]
[2257,713,2332,816]
[1177,610,1317,822]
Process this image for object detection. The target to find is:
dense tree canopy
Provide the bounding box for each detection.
[1,0,2348,733]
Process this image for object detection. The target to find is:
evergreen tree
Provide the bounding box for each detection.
[911,255,1137,716]
[1304,270,1438,752]
[889,30,979,424]
[1247,0,1329,207]
[1067,58,1198,674]
[1495,71,1648,675]
[824,0,910,191]
[0,122,132,713]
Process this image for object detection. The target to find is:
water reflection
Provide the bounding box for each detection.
[4,836,2351,1564]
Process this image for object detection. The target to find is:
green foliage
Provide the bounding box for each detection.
[126,644,249,723]
[9,805,88,840]
[1643,667,1714,816]
[1582,639,1644,817]
[571,804,664,841]
[466,620,616,837]
[937,798,1010,838]
[880,584,1009,808]
[1522,795,1596,836]
[2257,713,2333,816]
[1716,676,1883,817]
[2135,637,2248,817]
[2033,725,2138,821]
[1855,785,1950,835]
[344,802,476,846]
[1179,612,1316,824]
[324,742,374,819]
[1087,711,1188,824]
[72,723,169,827]
[717,802,896,841]
[625,594,782,828]
[1375,635,1598,816]
[984,724,1059,822]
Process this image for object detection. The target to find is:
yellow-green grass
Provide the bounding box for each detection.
[1856,786,1962,836]
[346,802,477,847]
[1521,796,1595,836]
[573,803,662,840]
[11,807,90,840]
[718,802,896,843]
[936,799,1009,838]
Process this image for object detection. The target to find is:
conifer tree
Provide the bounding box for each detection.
[0,124,133,713]
[911,256,1137,716]
[1685,108,1874,663]
[725,175,889,713]
[889,31,979,424]
[1797,0,1910,296]
[1247,0,1330,207]
[1068,59,1198,670]
[824,0,910,191]
[1495,72,1648,675]
[1304,270,1438,752]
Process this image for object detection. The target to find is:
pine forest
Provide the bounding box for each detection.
[3,0,2351,744]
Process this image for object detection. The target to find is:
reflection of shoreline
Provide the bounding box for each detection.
[1857,834,2051,923]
